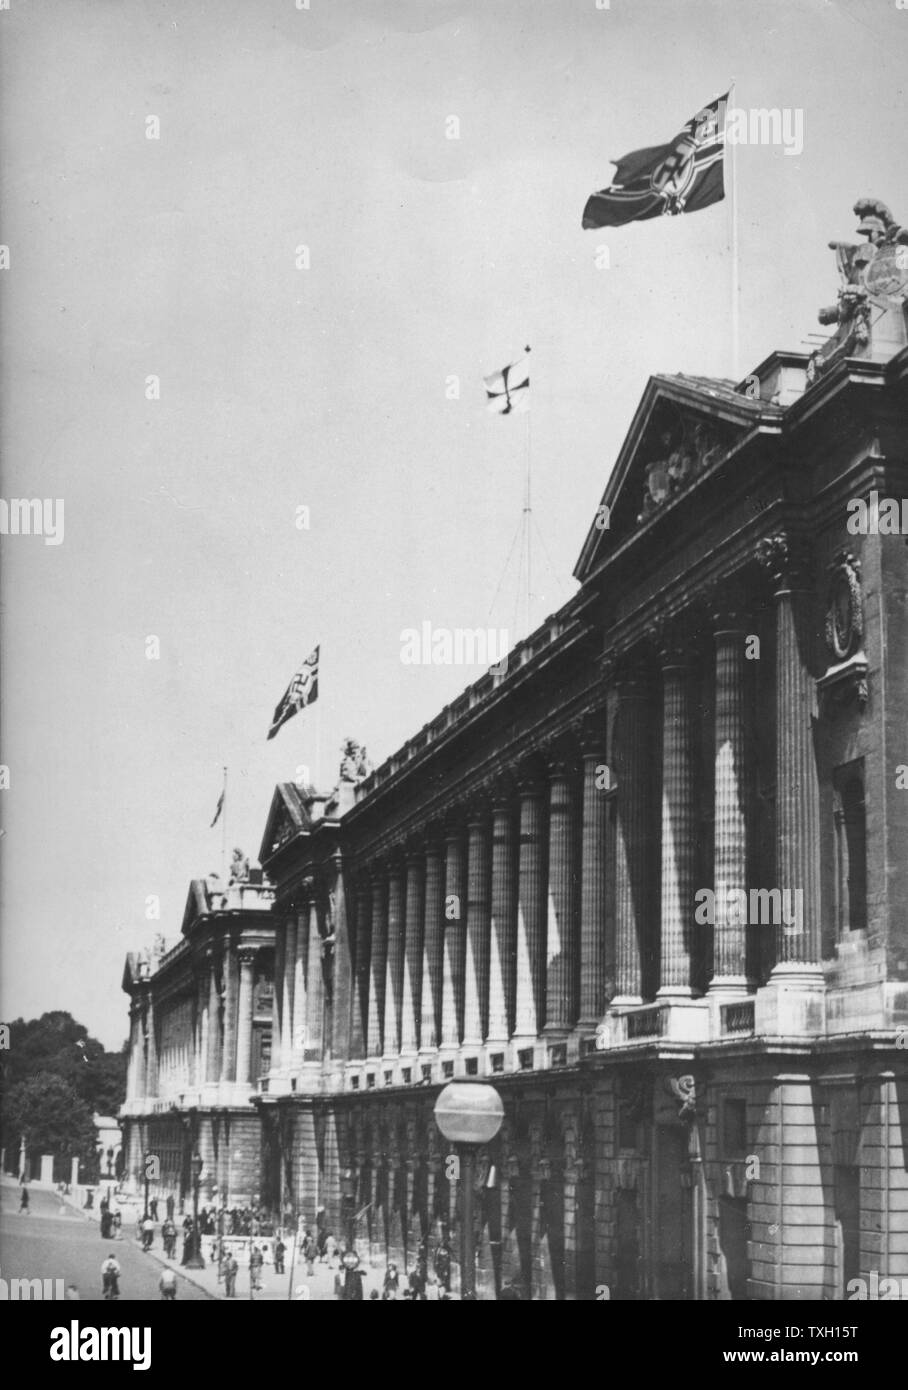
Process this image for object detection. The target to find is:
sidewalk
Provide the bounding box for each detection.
[61,1190,372,1301]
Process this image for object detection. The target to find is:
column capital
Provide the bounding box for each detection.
[404,840,425,868]
[756,531,812,591]
[614,652,652,695]
[465,797,491,828]
[649,611,695,668]
[577,708,607,758]
[237,944,259,966]
[488,772,516,810]
[702,577,748,631]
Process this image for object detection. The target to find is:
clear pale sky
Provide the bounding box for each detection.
[1,0,905,1047]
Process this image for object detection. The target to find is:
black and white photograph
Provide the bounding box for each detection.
[1,0,907,1357]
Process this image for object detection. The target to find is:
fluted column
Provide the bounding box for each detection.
[545,754,578,1029]
[577,722,608,1027]
[271,921,285,1075]
[513,774,546,1042]
[709,599,750,994]
[207,953,221,1081]
[463,806,491,1048]
[440,822,466,1050]
[305,892,325,1058]
[400,849,424,1055]
[657,634,696,997]
[220,945,237,1082]
[127,1010,140,1099]
[419,837,445,1055]
[291,902,309,1066]
[280,914,297,1072]
[383,859,405,1057]
[235,947,256,1086]
[196,967,209,1086]
[144,998,157,1097]
[613,663,653,1003]
[351,880,371,1060]
[487,790,516,1047]
[757,534,821,971]
[366,870,387,1057]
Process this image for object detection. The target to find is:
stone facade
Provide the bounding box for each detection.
[120,874,275,1208]
[123,202,908,1296]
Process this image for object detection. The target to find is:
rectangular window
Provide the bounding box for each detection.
[833,760,867,935]
[442,1060,454,1079]
[384,1070,393,1086]
[366,1072,376,1089]
[490,1053,505,1074]
[518,1048,533,1072]
[421,1064,432,1083]
[465,1057,479,1076]
[351,1075,360,1090]
[402,1067,412,1084]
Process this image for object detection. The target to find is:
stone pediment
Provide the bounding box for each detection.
[574,373,780,582]
[259,782,313,864]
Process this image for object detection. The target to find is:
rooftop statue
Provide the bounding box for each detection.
[228,847,250,885]
[339,738,372,784]
[808,199,908,383]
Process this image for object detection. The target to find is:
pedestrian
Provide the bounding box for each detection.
[142,1213,154,1251]
[303,1230,316,1276]
[166,1193,175,1221]
[434,1238,452,1292]
[274,1238,286,1275]
[149,1196,159,1222]
[112,1209,122,1239]
[84,1189,94,1210]
[17,1185,30,1215]
[325,1231,337,1268]
[224,1253,238,1298]
[159,1268,178,1301]
[382,1263,399,1299]
[250,1244,264,1292]
[408,1263,426,1300]
[343,1257,366,1301]
[101,1255,121,1300]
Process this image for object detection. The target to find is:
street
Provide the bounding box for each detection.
[0,1181,212,1302]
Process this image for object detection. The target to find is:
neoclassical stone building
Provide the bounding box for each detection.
[120,872,275,1206]
[123,200,908,1298]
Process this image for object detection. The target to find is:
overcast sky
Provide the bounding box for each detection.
[1,0,906,1048]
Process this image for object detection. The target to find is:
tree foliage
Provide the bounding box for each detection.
[3,1073,97,1162]
[0,1012,127,1161]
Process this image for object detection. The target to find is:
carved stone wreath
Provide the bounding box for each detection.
[825,553,863,662]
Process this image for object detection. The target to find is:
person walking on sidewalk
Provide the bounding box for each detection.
[224,1253,238,1298]
[159,1268,177,1301]
[142,1214,154,1251]
[274,1239,286,1275]
[303,1231,317,1276]
[17,1185,30,1215]
[250,1244,264,1292]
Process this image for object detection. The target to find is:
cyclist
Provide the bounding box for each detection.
[101,1254,121,1299]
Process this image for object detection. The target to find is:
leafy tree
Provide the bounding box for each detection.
[3,1073,97,1167]
[0,1013,127,1174]
[0,1011,127,1116]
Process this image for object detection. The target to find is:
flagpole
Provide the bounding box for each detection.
[524,406,531,639]
[728,78,740,380]
[221,765,228,881]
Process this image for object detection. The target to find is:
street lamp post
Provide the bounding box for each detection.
[185,1152,205,1269]
[340,1167,356,1253]
[433,1080,504,1301]
[143,1154,150,1223]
